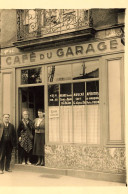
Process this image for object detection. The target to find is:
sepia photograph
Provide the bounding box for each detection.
[0,1,127,191]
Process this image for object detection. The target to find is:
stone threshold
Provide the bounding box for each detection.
[14,164,126,184]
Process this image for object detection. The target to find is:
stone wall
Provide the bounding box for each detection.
[45,145,126,174]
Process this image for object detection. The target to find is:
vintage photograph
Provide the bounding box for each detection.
[0,8,126,187]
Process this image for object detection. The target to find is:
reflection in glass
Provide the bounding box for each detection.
[86,81,99,104]
[48,84,59,106]
[73,61,99,80]
[21,67,42,84]
[73,82,85,105]
[48,65,72,82]
[60,84,72,106]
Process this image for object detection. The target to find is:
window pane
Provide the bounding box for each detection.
[86,105,100,144]
[60,106,72,143]
[60,84,72,106]
[73,61,99,80]
[48,65,72,82]
[73,105,86,143]
[86,81,99,104]
[73,82,85,105]
[48,84,59,106]
[49,107,60,142]
[21,67,42,84]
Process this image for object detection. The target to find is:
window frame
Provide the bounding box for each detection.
[106,56,125,145]
[101,53,125,147]
[47,58,101,145]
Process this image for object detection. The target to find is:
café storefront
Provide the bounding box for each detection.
[0,37,125,182]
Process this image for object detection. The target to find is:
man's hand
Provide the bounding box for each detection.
[19,137,21,142]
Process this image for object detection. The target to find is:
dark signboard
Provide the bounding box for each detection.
[73,82,85,105]
[48,84,59,106]
[86,92,99,104]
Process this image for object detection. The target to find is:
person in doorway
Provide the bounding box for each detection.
[18,110,34,165]
[0,114,16,174]
[33,109,45,166]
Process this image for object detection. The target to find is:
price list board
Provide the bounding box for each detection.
[60,84,72,106]
[73,82,85,105]
[48,84,59,106]
[86,81,99,105]
[86,92,99,104]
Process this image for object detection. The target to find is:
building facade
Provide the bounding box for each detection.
[0,9,126,182]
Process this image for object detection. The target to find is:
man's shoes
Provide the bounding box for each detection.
[0,170,4,174]
[5,169,12,172]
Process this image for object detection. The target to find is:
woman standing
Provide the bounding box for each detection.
[18,110,34,164]
[33,109,45,166]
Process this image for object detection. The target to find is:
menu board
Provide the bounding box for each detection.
[60,84,72,106]
[60,94,72,106]
[73,82,85,105]
[86,92,99,104]
[48,85,59,106]
[73,92,85,105]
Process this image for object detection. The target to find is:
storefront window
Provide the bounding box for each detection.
[48,61,99,82]
[48,64,72,82]
[48,60,100,144]
[73,61,99,80]
[21,67,42,84]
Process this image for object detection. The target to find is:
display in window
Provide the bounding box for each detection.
[86,81,99,104]
[21,67,42,84]
[73,82,85,105]
[73,61,99,80]
[48,84,59,106]
[60,84,72,106]
[48,64,72,82]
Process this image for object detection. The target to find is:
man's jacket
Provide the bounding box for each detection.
[0,123,16,147]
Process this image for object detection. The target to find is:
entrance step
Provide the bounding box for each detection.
[14,164,126,183]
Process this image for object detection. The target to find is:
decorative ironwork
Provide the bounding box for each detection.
[17,9,93,41]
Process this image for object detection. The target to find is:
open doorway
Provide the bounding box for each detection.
[18,86,44,164]
[19,86,44,120]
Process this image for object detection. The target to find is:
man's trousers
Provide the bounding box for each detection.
[0,140,13,171]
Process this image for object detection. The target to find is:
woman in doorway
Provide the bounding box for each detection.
[33,109,45,166]
[18,110,34,164]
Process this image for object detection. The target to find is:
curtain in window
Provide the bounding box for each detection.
[86,105,100,144]
[60,106,72,143]
[73,105,86,143]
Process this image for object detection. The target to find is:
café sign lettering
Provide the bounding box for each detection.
[2,38,124,67]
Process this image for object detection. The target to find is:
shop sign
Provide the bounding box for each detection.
[49,107,59,118]
[1,38,124,68]
[60,94,72,106]
[86,92,99,104]
[73,92,85,105]
[49,93,59,106]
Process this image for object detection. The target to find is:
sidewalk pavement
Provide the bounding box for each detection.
[0,164,126,187]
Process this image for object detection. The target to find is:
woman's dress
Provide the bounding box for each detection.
[33,118,45,156]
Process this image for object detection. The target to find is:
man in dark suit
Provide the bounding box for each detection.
[0,114,16,174]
